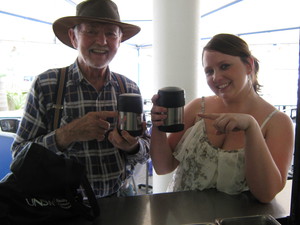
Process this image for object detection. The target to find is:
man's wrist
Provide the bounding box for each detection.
[55,126,71,151]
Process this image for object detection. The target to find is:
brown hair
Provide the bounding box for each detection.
[202,33,262,93]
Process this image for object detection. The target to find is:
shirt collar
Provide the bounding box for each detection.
[70,60,113,85]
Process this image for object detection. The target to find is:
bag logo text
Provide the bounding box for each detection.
[25,198,72,209]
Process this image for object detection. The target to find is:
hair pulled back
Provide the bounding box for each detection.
[202,33,261,93]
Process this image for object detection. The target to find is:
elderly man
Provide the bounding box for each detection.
[12,0,150,198]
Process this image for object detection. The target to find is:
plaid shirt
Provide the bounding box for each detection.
[12,61,150,198]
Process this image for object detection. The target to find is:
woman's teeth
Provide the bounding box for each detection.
[218,83,229,89]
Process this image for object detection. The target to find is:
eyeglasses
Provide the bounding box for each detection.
[77,23,122,40]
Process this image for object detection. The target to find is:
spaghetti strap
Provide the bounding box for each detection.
[201,96,205,113]
[260,109,278,129]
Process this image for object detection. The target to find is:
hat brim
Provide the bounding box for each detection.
[53,16,141,48]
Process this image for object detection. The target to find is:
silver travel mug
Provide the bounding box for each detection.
[157,87,185,132]
[117,93,143,137]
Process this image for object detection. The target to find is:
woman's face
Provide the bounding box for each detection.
[69,22,122,71]
[202,50,252,100]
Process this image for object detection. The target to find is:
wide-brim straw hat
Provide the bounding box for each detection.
[53,0,141,48]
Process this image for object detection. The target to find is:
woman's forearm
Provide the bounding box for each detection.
[150,126,178,175]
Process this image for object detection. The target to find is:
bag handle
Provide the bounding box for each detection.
[81,175,100,218]
[65,158,100,220]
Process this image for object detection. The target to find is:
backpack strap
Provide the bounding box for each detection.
[52,67,68,130]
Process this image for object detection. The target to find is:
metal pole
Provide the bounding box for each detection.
[290,31,300,225]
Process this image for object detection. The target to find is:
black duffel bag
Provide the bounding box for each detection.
[0,142,99,225]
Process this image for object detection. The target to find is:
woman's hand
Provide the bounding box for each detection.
[198,113,256,135]
[150,94,168,127]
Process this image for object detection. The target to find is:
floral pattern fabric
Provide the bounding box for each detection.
[167,118,248,195]
[168,102,278,195]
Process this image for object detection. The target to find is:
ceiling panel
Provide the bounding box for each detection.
[0,0,299,46]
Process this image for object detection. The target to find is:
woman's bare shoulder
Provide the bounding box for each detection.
[259,98,293,126]
[271,110,294,127]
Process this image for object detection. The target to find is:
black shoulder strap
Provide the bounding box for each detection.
[52,67,68,130]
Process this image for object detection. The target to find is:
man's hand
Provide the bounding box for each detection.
[108,128,140,153]
[56,111,118,150]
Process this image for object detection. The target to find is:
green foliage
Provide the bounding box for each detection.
[6,91,27,110]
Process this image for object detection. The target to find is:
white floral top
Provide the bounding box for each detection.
[167,98,278,195]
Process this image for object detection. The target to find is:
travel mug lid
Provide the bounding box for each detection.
[157,87,185,108]
[118,93,143,114]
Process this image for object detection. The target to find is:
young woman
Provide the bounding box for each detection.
[150,33,294,203]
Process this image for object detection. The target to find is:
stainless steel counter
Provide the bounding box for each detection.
[71,180,291,225]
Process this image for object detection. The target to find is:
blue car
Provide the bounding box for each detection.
[0,110,21,180]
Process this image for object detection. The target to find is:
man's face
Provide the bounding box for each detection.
[70,22,123,70]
